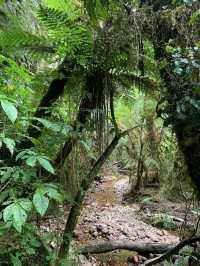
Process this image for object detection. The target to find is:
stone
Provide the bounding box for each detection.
[89,225,96,234]
[92,231,98,237]
[98,224,108,234]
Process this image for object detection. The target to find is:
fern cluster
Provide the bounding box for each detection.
[0,0,92,64]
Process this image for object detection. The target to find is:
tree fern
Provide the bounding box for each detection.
[0,1,92,64]
[37,6,70,30]
[0,30,51,51]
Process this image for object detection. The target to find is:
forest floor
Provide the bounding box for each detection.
[39,168,198,266]
[73,168,198,266]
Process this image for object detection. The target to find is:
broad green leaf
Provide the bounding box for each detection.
[11,255,22,266]
[16,150,36,161]
[26,156,37,167]
[13,204,27,232]
[37,157,55,174]
[46,187,63,202]
[1,100,18,124]
[0,168,12,183]
[33,191,49,216]
[3,204,14,222]
[3,138,15,155]
[3,202,28,232]
[30,238,41,248]
[36,118,61,132]
[18,199,32,211]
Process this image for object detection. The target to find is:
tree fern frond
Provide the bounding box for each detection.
[42,0,82,20]
[37,6,70,30]
[0,30,55,54]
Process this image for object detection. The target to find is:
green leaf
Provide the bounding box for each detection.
[3,202,28,233]
[190,9,200,25]
[0,167,13,183]
[26,156,37,167]
[16,149,36,161]
[3,138,15,155]
[13,204,27,232]
[37,157,55,174]
[18,199,32,211]
[3,204,14,222]
[33,190,49,216]
[11,255,22,266]
[46,187,63,202]
[1,100,18,124]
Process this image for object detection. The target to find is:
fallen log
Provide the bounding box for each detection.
[143,236,200,266]
[78,240,173,255]
[78,237,200,266]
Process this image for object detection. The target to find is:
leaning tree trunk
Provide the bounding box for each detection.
[56,129,131,264]
[17,58,75,151]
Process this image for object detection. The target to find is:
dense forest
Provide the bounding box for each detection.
[0,0,200,265]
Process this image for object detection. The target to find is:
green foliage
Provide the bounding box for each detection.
[151,213,176,229]
[0,0,198,264]
[3,198,32,232]
[139,196,153,204]
[0,99,18,124]
[164,246,197,266]
[16,150,55,174]
[0,137,15,155]
[11,254,22,266]
[33,183,63,216]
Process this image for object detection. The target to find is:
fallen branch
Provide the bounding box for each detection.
[78,240,172,255]
[143,236,200,266]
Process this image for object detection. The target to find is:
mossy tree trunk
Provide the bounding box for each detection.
[146,6,200,194]
[56,133,128,263]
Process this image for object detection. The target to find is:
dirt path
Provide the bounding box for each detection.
[75,172,179,266]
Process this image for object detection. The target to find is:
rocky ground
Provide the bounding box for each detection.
[39,170,198,266]
[74,171,186,266]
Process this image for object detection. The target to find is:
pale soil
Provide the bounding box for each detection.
[75,171,182,266]
[39,170,198,266]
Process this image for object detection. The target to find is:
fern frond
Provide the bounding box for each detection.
[37,6,70,30]
[0,30,55,54]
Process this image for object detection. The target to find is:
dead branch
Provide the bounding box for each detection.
[78,240,172,255]
[143,236,200,266]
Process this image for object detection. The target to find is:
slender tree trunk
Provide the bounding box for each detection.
[56,130,130,263]
[135,142,144,192]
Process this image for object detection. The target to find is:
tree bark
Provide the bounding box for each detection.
[141,3,200,195]
[144,236,200,266]
[78,240,172,255]
[56,129,132,264]
[17,58,74,151]
[54,70,105,169]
